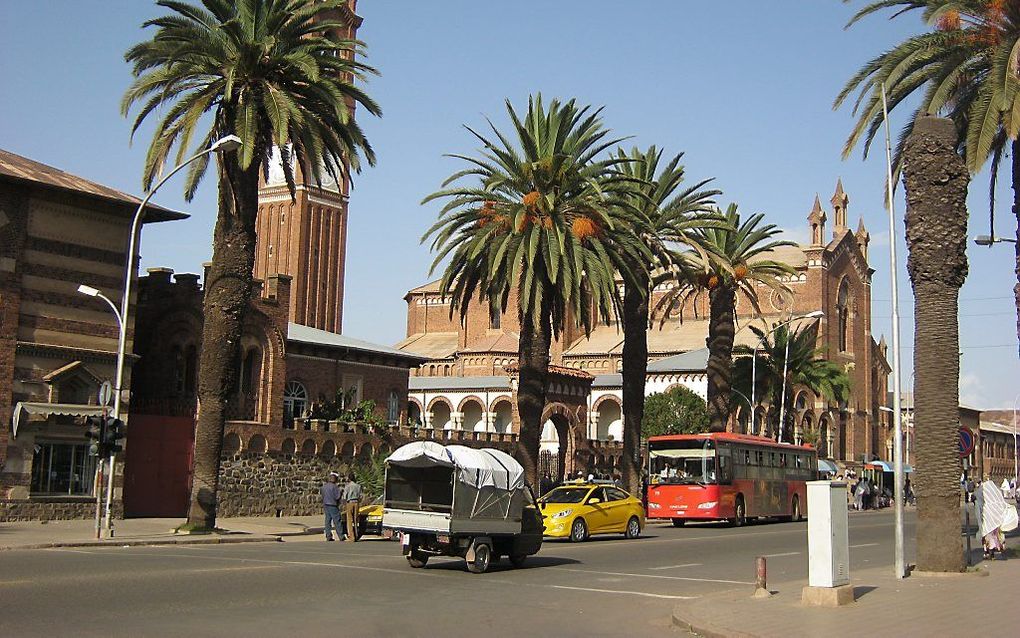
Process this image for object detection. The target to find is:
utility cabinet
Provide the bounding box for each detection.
[806,480,850,588]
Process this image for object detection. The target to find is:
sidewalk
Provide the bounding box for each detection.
[672,557,1020,638]
[0,514,326,551]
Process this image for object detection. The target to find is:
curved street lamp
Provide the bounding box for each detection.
[104,134,241,538]
[749,310,824,439]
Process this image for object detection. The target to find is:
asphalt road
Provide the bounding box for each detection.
[0,509,915,637]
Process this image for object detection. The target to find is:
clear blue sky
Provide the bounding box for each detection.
[1,1,1017,409]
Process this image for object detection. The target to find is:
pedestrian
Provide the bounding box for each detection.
[853,479,866,511]
[320,472,343,542]
[979,480,1019,559]
[904,477,913,505]
[1001,477,1012,500]
[539,472,554,496]
[343,473,362,542]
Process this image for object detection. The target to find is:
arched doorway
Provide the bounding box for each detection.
[595,398,622,442]
[461,399,485,432]
[407,400,422,427]
[492,400,513,433]
[538,404,582,483]
[429,399,452,430]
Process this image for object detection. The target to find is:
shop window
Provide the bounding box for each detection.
[31,442,97,496]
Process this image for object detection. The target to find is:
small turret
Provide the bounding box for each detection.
[855,217,870,260]
[808,195,827,246]
[831,178,849,237]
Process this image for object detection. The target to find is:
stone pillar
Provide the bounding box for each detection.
[588,411,600,440]
[450,411,463,430]
[483,411,497,432]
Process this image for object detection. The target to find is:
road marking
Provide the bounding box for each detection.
[0,580,35,586]
[648,563,703,570]
[185,565,282,574]
[551,585,697,600]
[850,543,879,548]
[760,552,800,558]
[553,567,753,585]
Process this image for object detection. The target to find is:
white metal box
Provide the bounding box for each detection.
[806,480,850,587]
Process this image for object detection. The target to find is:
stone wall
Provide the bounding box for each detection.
[0,498,122,522]
[216,451,359,518]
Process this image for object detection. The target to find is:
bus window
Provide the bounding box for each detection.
[779,453,788,468]
[795,455,803,469]
[717,455,733,484]
[755,451,764,465]
[744,449,751,465]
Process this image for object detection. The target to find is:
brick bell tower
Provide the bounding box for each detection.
[253,0,362,334]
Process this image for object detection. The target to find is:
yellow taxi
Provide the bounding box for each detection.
[357,496,384,537]
[538,482,644,542]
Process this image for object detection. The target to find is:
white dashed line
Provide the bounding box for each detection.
[760,551,800,558]
[551,585,698,600]
[648,563,703,570]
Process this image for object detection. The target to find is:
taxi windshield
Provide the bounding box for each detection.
[539,487,591,504]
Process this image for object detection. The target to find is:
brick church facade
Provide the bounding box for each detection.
[398,180,892,476]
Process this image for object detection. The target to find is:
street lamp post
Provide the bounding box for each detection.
[750,310,824,438]
[880,85,907,580]
[105,135,241,538]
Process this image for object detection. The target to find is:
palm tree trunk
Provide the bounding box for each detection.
[515,299,552,487]
[620,276,649,495]
[1012,139,1020,360]
[903,116,969,573]
[187,159,261,528]
[706,284,735,432]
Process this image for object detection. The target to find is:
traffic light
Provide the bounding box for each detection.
[103,418,126,455]
[85,416,106,457]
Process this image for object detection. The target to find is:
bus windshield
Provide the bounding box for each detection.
[649,440,717,485]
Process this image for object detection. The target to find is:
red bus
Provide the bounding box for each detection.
[645,432,817,526]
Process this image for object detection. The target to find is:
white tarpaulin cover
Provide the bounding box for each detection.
[387,441,525,491]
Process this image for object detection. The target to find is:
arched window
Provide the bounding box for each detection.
[387,390,400,424]
[837,280,850,352]
[184,345,197,396]
[283,381,308,429]
[172,345,185,395]
[241,348,261,395]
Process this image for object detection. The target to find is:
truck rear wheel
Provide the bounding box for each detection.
[466,542,491,573]
[407,550,429,568]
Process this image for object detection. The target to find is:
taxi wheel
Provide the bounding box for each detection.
[624,516,641,539]
[467,543,491,574]
[570,518,589,543]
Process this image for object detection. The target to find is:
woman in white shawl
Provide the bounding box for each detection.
[980,480,1019,558]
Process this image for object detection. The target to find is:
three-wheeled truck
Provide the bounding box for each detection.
[382,441,543,573]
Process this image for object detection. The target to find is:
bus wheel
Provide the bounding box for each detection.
[671,518,686,528]
[791,495,802,522]
[731,496,746,527]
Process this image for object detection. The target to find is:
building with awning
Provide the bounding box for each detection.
[0,148,185,519]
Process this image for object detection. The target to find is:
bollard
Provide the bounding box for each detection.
[752,556,772,598]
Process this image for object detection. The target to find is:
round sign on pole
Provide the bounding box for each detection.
[958,426,975,458]
[98,381,113,407]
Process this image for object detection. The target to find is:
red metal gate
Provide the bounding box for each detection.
[123,415,194,518]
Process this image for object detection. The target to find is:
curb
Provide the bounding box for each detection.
[0,535,282,551]
[671,596,759,638]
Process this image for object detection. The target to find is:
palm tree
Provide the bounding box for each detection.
[656,204,793,432]
[903,116,970,573]
[611,146,719,494]
[423,95,647,484]
[837,0,1020,360]
[123,0,380,528]
[732,321,851,442]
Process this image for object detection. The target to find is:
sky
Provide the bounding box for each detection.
[1,1,1018,409]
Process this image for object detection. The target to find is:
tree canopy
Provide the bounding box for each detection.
[642,385,710,438]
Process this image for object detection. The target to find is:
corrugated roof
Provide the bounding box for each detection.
[409,376,511,391]
[979,421,1016,435]
[593,373,622,387]
[0,148,188,222]
[463,332,520,353]
[288,323,428,361]
[408,279,443,294]
[647,348,709,373]
[395,332,459,359]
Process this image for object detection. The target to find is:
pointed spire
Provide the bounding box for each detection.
[856,216,868,238]
[808,194,826,246]
[831,178,849,236]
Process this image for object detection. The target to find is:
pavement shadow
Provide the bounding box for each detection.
[853,585,878,600]
[423,555,581,573]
